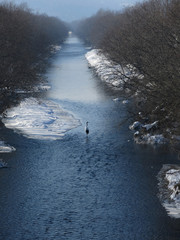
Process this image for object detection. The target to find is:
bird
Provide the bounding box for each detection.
[85,121,89,135]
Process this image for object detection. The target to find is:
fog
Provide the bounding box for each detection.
[1,0,144,21]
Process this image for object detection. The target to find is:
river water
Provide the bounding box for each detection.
[0,36,180,240]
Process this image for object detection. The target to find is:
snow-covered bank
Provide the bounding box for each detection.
[50,45,61,54]
[129,121,168,145]
[85,49,142,89]
[158,165,180,218]
[14,84,51,94]
[2,98,81,140]
[85,49,178,147]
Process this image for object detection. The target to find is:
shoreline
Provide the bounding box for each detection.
[0,44,65,166]
[85,49,180,148]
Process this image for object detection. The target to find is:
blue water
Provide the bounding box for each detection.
[0,36,180,240]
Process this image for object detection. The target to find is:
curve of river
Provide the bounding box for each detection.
[0,36,180,240]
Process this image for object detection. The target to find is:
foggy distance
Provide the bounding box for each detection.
[0,0,179,239]
[1,0,144,21]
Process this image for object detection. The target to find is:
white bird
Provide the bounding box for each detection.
[85,121,89,135]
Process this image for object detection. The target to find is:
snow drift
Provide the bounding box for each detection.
[2,98,81,140]
[85,49,142,89]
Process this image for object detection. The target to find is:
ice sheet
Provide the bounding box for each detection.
[2,98,81,140]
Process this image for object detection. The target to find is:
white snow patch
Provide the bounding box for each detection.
[33,84,51,92]
[113,98,129,104]
[15,84,51,94]
[122,100,129,104]
[113,98,121,102]
[129,121,142,130]
[135,134,167,145]
[50,45,61,53]
[129,120,167,145]
[85,49,141,89]
[158,165,180,218]
[142,121,158,131]
[134,131,140,137]
[2,98,81,140]
[0,140,16,153]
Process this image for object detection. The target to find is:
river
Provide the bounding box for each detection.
[0,36,180,240]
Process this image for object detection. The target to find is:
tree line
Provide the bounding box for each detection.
[0,2,68,111]
[73,0,180,139]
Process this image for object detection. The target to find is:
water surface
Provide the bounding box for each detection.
[0,36,180,240]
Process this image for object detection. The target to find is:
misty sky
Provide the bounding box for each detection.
[2,0,144,22]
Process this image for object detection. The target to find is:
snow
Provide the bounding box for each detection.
[134,131,140,137]
[33,84,51,92]
[158,165,180,218]
[113,98,129,104]
[129,120,166,145]
[15,84,51,94]
[50,45,61,53]
[135,134,167,145]
[129,121,142,130]
[0,140,16,153]
[130,121,158,131]
[113,98,121,102]
[2,98,81,140]
[85,49,140,89]
[142,121,158,131]
[122,100,129,104]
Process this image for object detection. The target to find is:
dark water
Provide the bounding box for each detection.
[0,36,180,240]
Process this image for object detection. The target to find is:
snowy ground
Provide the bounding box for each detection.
[86,49,167,145]
[129,121,168,145]
[85,49,142,89]
[2,97,81,140]
[158,165,180,218]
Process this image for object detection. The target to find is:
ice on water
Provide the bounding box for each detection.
[0,140,16,153]
[2,98,81,140]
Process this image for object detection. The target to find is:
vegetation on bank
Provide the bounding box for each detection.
[0,2,68,112]
[73,0,180,144]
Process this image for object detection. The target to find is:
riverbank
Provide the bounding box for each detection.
[1,36,180,239]
[85,49,180,149]
[0,43,74,167]
[86,48,180,218]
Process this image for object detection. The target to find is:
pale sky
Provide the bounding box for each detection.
[1,0,144,22]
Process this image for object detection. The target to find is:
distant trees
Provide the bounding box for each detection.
[0,2,68,95]
[74,0,180,138]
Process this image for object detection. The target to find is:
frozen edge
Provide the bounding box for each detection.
[0,140,16,153]
[2,97,81,140]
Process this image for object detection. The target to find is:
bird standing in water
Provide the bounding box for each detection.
[85,121,89,135]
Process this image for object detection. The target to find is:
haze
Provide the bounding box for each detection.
[2,0,144,22]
